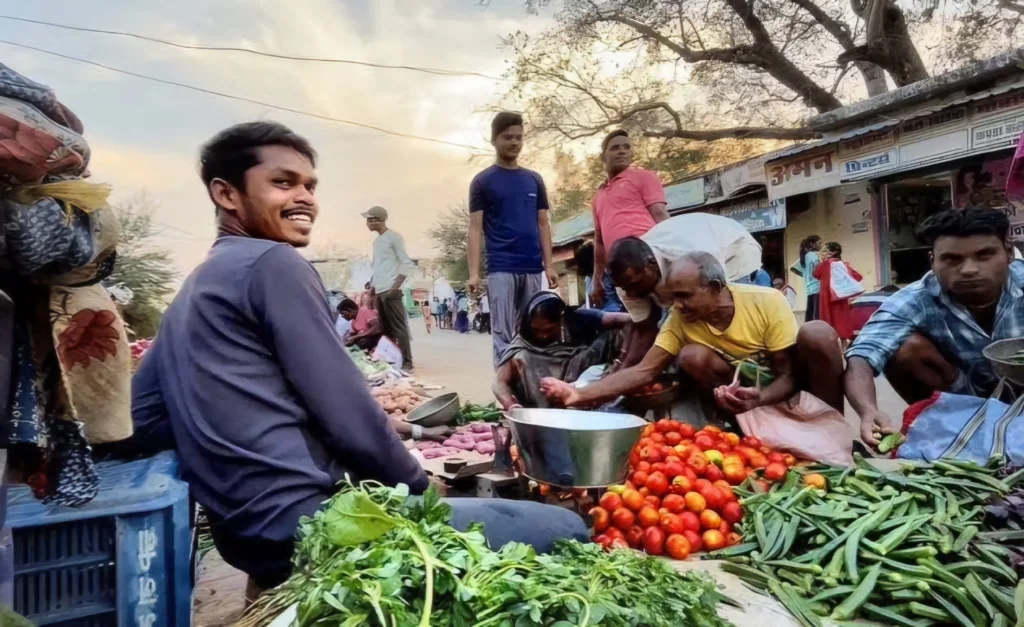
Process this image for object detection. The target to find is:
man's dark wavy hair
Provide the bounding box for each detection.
[491,111,523,140]
[915,206,1009,249]
[199,121,317,195]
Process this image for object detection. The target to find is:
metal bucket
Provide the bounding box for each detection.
[507,408,646,488]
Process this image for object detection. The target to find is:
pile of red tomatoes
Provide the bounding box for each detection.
[589,419,796,560]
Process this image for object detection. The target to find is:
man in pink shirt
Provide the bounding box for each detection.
[590,130,669,311]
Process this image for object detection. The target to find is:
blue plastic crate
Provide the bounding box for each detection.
[6,452,191,627]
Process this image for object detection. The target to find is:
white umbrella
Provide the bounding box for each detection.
[648,213,763,281]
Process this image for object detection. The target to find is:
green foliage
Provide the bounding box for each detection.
[105,202,177,339]
[427,202,479,285]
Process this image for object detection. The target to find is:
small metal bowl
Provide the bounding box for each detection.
[405,392,461,427]
[984,338,1024,387]
[623,379,682,414]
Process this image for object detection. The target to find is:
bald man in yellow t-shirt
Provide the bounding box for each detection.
[540,252,845,414]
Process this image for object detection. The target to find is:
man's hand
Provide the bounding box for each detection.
[428,476,448,496]
[590,280,605,308]
[467,275,482,295]
[545,267,559,289]
[860,411,895,448]
[501,396,523,412]
[423,426,454,442]
[540,377,582,407]
[713,382,762,414]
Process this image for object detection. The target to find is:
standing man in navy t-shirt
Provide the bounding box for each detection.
[468,111,558,365]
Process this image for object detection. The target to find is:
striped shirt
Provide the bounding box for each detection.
[846,261,1024,395]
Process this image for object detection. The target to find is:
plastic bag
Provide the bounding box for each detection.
[736,391,854,466]
[372,336,403,365]
[830,262,865,300]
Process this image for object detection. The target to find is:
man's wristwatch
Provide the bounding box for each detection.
[411,425,423,440]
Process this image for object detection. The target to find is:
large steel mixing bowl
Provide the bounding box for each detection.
[984,338,1024,387]
[507,408,646,488]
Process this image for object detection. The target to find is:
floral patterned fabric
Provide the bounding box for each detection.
[0,62,130,506]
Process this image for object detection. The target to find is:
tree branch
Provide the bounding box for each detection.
[645,126,821,140]
[789,0,854,46]
[538,100,820,142]
[601,14,761,64]
[999,0,1024,14]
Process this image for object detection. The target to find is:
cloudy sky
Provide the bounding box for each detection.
[0,0,555,273]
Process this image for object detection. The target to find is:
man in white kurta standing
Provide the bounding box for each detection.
[364,205,416,371]
[467,111,558,366]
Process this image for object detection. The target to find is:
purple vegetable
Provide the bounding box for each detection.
[422,446,460,459]
[474,441,496,455]
[470,423,491,433]
[469,432,494,443]
[415,441,441,450]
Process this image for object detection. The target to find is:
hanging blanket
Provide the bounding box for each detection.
[0,62,130,505]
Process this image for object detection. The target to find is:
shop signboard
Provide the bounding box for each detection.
[899,129,970,169]
[842,149,898,179]
[838,128,897,158]
[720,156,769,197]
[719,197,787,233]
[971,113,1024,151]
[664,178,705,210]
[765,151,840,200]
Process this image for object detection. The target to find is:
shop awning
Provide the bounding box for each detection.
[551,212,594,247]
[765,80,1024,164]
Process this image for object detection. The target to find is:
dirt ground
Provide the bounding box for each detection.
[409,321,497,404]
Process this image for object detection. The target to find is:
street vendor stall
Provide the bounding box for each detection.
[230,343,1024,627]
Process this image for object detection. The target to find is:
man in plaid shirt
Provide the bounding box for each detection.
[845,207,1024,449]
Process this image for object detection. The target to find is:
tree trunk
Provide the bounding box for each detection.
[856,61,889,97]
[842,0,929,87]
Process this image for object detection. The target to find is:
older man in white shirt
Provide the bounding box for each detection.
[364,206,417,370]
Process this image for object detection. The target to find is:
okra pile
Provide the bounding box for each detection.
[709,454,1024,627]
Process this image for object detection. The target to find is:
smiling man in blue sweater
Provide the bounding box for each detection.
[133,122,428,592]
[133,122,587,597]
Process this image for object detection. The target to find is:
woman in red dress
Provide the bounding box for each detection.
[813,242,864,346]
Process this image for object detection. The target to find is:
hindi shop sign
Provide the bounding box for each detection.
[971,113,1024,151]
[842,149,898,180]
[766,151,841,201]
[664,178,706,210]
[719,198,787,233]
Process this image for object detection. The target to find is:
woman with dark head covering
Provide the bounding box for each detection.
[493,291,629,409]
